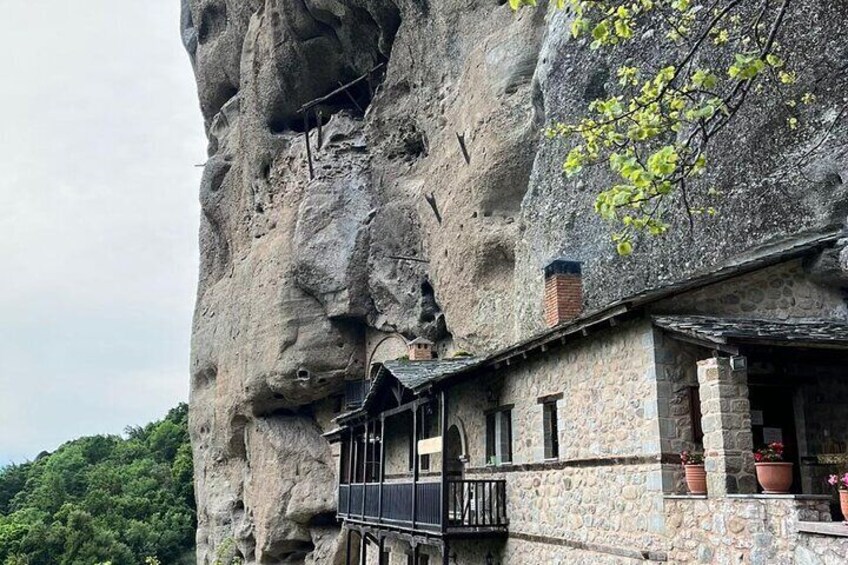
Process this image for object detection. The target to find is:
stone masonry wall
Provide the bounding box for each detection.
[664,496,843,564]
[651,330,709,494]
[443,320,670,561]
[450,320,661,466]
[650,259,848,320]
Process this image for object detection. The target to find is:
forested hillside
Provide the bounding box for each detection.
[0,404,195,565]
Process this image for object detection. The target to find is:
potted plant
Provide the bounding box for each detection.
[680,451,706,495]
[754,442,792,494]
[826,473,848,523]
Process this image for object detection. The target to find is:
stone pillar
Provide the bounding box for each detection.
[697,356,756,496]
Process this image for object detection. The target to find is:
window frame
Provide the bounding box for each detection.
[542,400,560,460]
[485,406,513,465]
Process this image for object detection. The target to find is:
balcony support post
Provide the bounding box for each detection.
[378,414,386,522]
[412,404,419,530]
[362,422,369,518]
[439,390,448,534]
[359,530,367,564]
[344,527,351,565]
[442,540,450,565]
[347,428,354,515]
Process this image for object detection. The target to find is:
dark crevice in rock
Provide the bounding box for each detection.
[197,2,227,45]
[269,541,315,564]
[307,512,336,527]
[419,278,448,341]
[268,71,381,135]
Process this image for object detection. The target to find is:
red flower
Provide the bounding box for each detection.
[754,452,763,462]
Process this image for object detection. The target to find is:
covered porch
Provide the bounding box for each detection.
[655,316,848,516]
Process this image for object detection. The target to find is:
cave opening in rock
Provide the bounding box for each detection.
[270,63,388,135]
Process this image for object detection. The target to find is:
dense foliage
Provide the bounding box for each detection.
[0,405,195,565]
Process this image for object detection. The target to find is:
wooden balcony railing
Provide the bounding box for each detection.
[337,479,507,533]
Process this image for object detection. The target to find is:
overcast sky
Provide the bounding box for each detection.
[0,1,206,464]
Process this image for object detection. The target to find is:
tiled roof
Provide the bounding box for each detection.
[653,316,848,347]
[333,357,480,425]
[382,357,480,390]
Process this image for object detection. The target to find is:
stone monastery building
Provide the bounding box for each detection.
[326,230,848,564]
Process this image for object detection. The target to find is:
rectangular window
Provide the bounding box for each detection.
[407,554,429,565]
[486,409,512,465]
[380,549,390,565]
[543,401,560,460]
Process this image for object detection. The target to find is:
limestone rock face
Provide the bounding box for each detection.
[182,1,848,563]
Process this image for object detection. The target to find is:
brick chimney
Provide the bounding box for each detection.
[543,260,583,328]
[407,337,435,361]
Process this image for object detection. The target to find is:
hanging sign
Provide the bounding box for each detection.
[418,436,443,455]
[762,427,783,444]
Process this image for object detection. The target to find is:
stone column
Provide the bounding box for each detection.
[697,356,756,496]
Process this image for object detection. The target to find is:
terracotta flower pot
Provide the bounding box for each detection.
[684,464,707,495]
[755,462,793,494]
[840,490,848,523]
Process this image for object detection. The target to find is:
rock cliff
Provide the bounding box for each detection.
[181,1,848,562]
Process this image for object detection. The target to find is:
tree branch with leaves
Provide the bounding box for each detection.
[511,0,821,255]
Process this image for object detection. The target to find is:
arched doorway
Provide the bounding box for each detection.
[444,424,465,478]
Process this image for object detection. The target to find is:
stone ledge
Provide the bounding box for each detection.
[726,494,832,500]
[663,494,708,500]
[797,521,848,537]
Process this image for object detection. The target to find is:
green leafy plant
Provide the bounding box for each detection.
[511,0,821,254]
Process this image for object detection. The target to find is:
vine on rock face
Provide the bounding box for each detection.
[511,0,815,255]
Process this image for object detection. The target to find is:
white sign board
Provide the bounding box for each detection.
[418,436,443,455]
[750,410,764,426]
[762,427,783,444]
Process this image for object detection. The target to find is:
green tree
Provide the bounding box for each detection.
[0,404,195,565]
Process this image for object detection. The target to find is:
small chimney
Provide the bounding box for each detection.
[407,337,435,361]
[543,260,583,328]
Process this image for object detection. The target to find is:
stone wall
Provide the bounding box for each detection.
[664,495,843,564]
[651,330,708,493]
[442,321,670,561]
[650,259,848,320]
[449,320,661,466]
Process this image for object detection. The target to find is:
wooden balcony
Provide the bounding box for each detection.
[337,479,508,537]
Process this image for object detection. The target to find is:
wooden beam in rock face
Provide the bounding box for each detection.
[297,63,385,115]
[295,63,385,181]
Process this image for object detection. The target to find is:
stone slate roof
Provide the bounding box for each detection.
[382,357,480,390]
[653,316,848,348]
[333,357,481,426]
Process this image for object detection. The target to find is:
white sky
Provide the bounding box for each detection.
[0,1,206,464]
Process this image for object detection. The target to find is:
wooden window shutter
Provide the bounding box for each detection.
[499,410,512,463]
[543,402,559,459]
[486,412,496,462]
